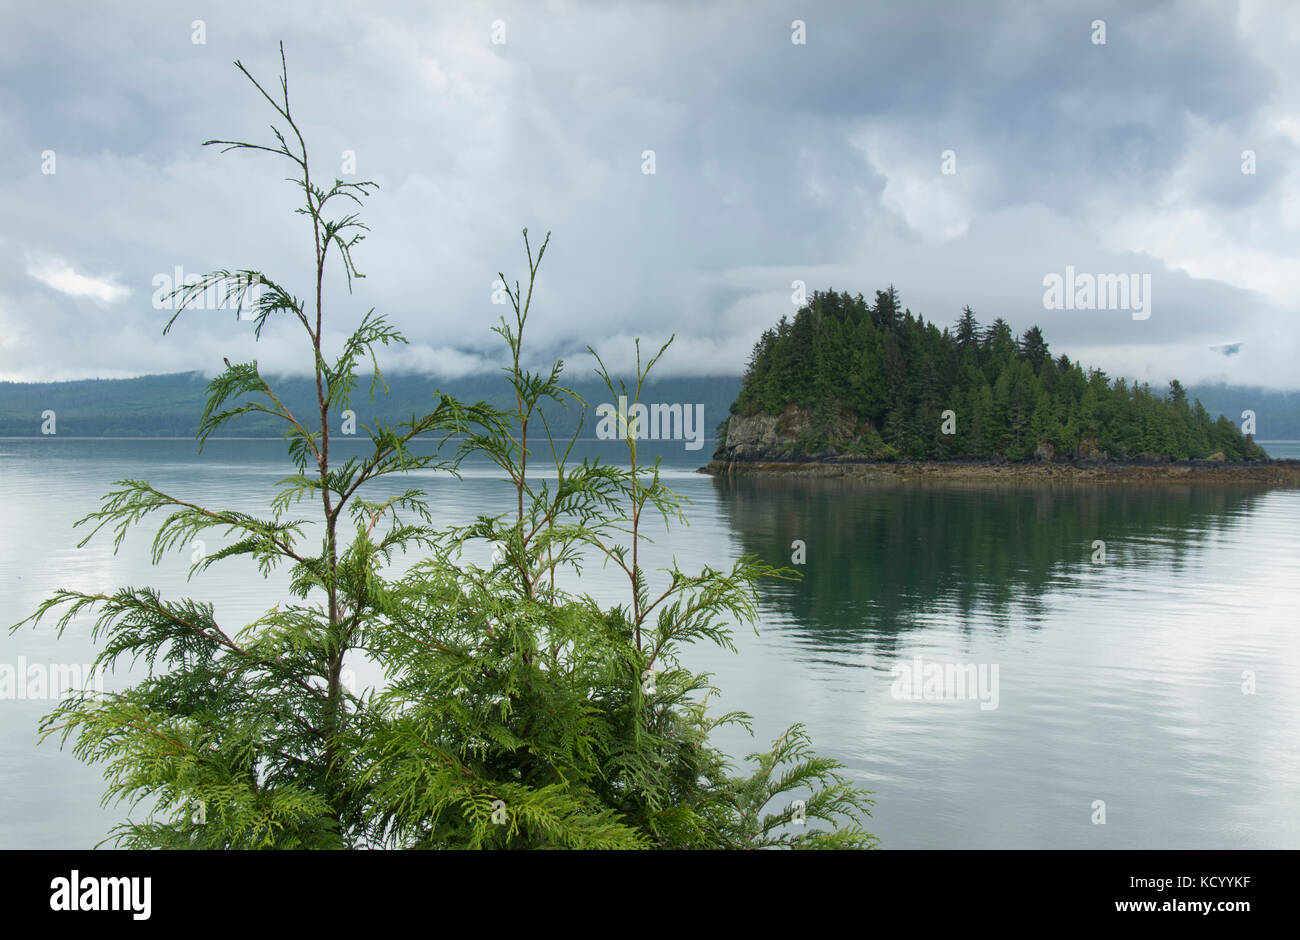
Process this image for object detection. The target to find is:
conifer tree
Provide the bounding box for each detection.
[13,46,877,850]
[730,285,1265,463]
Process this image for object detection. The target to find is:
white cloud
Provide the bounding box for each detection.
[0,0,1297,390]
[852,129,974,243]
[25,255,130,304]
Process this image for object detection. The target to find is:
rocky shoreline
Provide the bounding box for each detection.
[700,456,1300,486]
[706,408,1299,485]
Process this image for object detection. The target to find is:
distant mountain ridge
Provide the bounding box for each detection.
[1,369,1296,443]
[0,370,743,440]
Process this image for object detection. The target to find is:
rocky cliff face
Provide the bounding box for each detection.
[713,405,870,462]
[712,412,799,462]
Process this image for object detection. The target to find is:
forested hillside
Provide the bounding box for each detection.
[729,288,1266,462]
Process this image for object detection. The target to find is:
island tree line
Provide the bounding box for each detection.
[729,288,1265,462]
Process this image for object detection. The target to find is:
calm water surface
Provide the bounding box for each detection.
[2,438,1298,848]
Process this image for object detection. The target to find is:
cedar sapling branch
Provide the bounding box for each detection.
[11,43,877,850]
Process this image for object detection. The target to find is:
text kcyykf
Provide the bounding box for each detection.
[889,656,1000,711]
[50,870,151,921]
[1042,266,1151,320]
[595,395,706,451]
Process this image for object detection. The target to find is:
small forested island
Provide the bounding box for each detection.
[709,288,1300,485]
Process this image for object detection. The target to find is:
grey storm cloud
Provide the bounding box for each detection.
[1,0,1297,388]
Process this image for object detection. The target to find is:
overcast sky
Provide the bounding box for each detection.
[2,0,1298,389]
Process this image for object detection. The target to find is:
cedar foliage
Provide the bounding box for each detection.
[732,289,1267,462]
[12,46,876,850]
